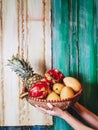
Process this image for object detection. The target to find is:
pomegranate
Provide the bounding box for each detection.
[29,81,50,99]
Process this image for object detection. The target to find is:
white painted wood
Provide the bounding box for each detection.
[0,0,3,126]
[1,0,20,126]
[44,0,52,70]
[0,0,52,126]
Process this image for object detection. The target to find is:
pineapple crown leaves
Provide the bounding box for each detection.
[7,54,34,79]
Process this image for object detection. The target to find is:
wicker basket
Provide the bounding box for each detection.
[26,87,83,110]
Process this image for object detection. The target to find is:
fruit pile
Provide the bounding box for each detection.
[8,55,82,101]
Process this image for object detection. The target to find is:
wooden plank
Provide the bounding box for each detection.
[94,0,98,103]
[1,0,19,126]
[27,0,52,74]
[52,0,70,76]
[51,0,98,130]
[44,0,52,71]
[69,0,79,77]
[24,0,52,126]
[78,0,98,115]
[52,0,73,130]
[0,0,4,126]
[0,0,52,126]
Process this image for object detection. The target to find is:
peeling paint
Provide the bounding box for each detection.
[0,0,52,126]
[0,0,5,126]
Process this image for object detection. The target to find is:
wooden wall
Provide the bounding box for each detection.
[0,0,98,130]
[0,0,53,126]
[52,0,98,129]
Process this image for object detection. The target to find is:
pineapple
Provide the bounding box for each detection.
[8,54,43,91]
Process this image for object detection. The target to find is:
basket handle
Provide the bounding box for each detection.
[72,102,98,129]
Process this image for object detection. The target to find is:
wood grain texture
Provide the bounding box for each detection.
[0,0,52,126]
[69,0,79,77]
[94,0,98,87]
[52,0,98,130]
[78,0,98,115]
[52,0,73,130]
[0,0,98,129]
[52,0,70,76]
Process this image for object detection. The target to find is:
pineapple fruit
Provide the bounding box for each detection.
[8,54,43,98]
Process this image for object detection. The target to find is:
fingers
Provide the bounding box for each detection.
[35,105,49,114]
[35,103,54,110]
[35,103,56,116]
[47,103,54,110]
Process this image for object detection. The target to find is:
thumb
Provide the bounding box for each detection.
[47,103,53,109]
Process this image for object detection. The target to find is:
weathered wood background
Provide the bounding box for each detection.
[0,0,53,126]
[0,0,98,130]
[52,0,98,130]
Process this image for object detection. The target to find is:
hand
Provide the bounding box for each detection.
[35,103,63,117]
[35,103,93,130]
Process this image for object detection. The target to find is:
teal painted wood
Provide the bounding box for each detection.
[52,0,73,130]
[51,0,98,130]
[69,0,79,77]
[78,0,98,115]
[1,0,98,130]
[52,0,70,76]
[94,0,98,113]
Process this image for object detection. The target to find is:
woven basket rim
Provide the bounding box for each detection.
[27,87,83,103]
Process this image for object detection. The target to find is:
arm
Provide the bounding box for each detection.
[59,109,93,130]
[72,102,98,130]
[35,103,93,130]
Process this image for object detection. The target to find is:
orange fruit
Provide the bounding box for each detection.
[63,77,82,92]
[53,83,65,94]
[60,87,74,99]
